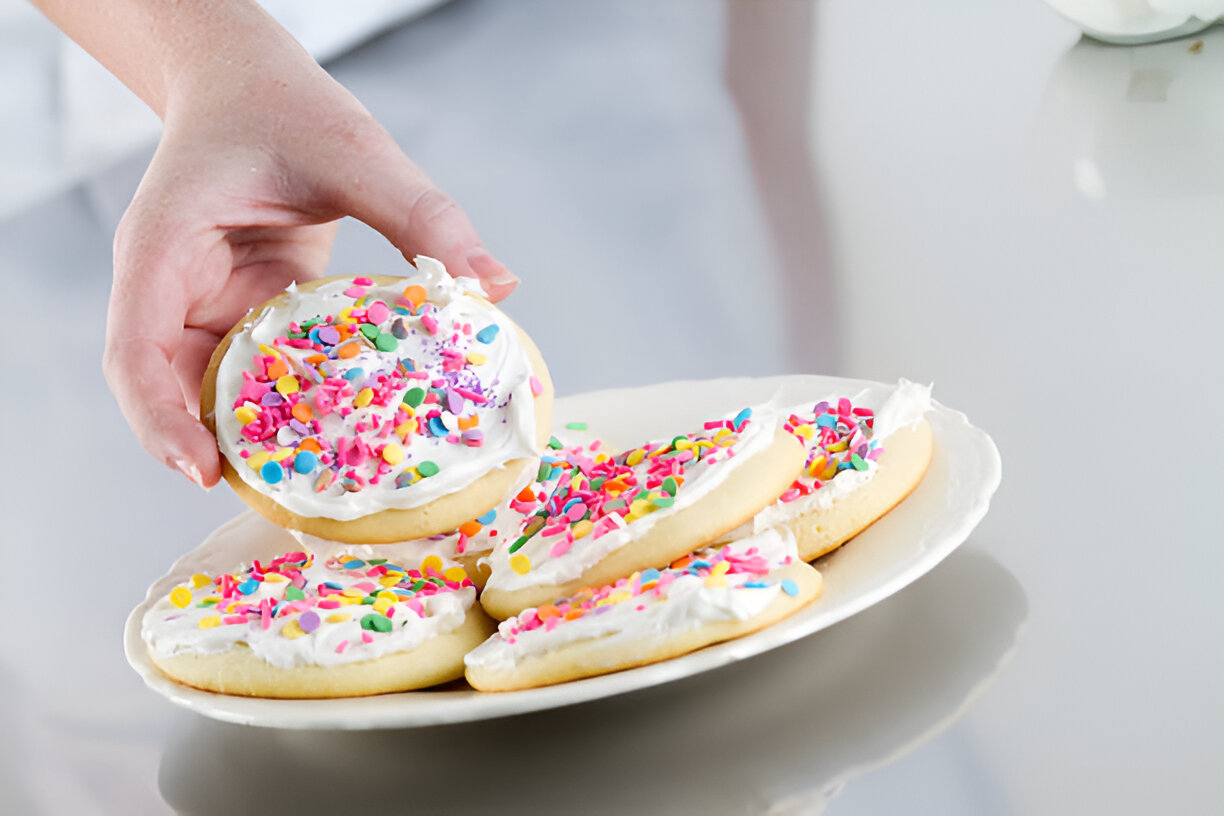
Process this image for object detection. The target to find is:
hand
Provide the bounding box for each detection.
[104,53,518,489]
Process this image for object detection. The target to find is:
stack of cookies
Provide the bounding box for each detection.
[142,259,934,697]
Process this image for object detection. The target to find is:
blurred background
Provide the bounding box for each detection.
[1,0,1221,813]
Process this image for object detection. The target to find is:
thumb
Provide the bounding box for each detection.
[336,139,520,301]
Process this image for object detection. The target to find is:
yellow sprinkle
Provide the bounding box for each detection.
[827,439,849,453]
[169,587,192,608]
[395,419,418,439]
[694,439,715,449]
[198,616,221,629]
[421,554,444,574]
[381,443,405,465]
[372,599,393,615]
[466,352,488,366]
[820,462,839,480]
[376,590,398,603]
[626,449,646,467]
[354,387,374,408]
[595,453,611,464]
[674,439,694,451]
[271,447,293,462]
[339,307,354,322]
[443,566,468,582]
[341,588,364,599]
[327,613,351,623]
[808,455,828,478]
[510,554,531,575]
[247,451,271,470]
[190,573,212,589]
[570,475,584,491]
[258,344,280,357]
[281,620,306,639]
[275,374,300,396]
[713,428,733,440]
[263,573,287,583]
[572,520,594,539]
[234,405,257,425]
[793,425,813,441]
[608,589,632,605]
[710,561,731,578]
[704,574,728,589]
[378,575,401,588]
[718,436,737,447]
[630,499,655,517]
[201,596,220,605]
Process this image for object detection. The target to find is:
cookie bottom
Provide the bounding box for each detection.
[466,562,822,692]
[149,606,496,699]
[791,418,935,562]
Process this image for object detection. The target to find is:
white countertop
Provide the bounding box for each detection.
[0,1,1220,813]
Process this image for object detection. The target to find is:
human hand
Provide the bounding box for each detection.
[104,45,517,490]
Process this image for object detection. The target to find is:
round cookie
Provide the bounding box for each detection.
[733,380,934,562]
[465,528,822,691]
[479,406,806,620]
[292,436,617,589]
[201,256,554,543]
[143,549,495,698]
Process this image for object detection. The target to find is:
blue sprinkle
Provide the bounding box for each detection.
[815,414,838,429]
[260,460,283,484]
[560,497,582,514]
[477,508,497,524]
[238,579,259,595]
[540,455,561,465]
[743,581,769,589]
[780,579,799,597]
[293,450,318,474]
[428,416,448,437]
[732,407,753,430]
[691,559,711,570]
[400,358,415,371]
[548,466,563,481]
[343,559,366,569]
[475,324,500,344]
[322,581,343,590]
[308,327,321,344]
[393,306,411,315]
[272,601,284,616]
[343,368,365,382]
[640,569,661,584]
[837,460,854,470]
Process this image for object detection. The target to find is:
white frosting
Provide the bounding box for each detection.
[212,256,540,521]
[464,528,799,674]
[142,551,475,669]
[746,379,931,534]
[481,405,782,593]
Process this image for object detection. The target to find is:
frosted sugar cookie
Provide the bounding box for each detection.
[293,436,616,589]
[479,407,806,620]
[738,379,934,561]
[142,549,494,698]
[465,528,822,691]
[201,256,553,543]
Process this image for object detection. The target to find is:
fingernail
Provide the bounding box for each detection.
[172,458,209,490]
[466,247,520,288]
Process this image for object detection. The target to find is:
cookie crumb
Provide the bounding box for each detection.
[1189,40,1203,54]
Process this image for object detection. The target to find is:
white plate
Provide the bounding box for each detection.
[124,375,1001,729]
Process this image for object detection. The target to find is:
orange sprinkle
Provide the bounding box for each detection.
[336,341,360,359]
[564,609,583,621]
[266,359,288,379]
[516,485,536,502]
[457,414,479,431]
[537,604,560,620]
[292,402,313,423]
[403,285,427,308]
[458,520,483,538]
[304,354,326,364]
[297,438,323,454]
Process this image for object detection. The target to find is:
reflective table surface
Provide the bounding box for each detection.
[1,1,1220,813]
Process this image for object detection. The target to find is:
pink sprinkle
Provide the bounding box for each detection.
[530,376,543,396]
[318,599,340,609]
[453,387,488,404]
[404,370,429,380]
[223,615,246,625]
[343,285,367,298]
[362,632,374,644]
[352,582,376,592]
[335,640,349,654]
[703,420,723,430]
[549,539,571,558]
[366,301,390,324]
[779,488,801,502]
[421,314,438,335]
[353,276,374,286]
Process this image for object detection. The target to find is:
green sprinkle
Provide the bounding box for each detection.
[284,586,306,601]
[651,496,675,508]
[850,453,868,471]
[604,498,627,512]
[565,422,588,431]
[590,476,606,491]
[509,536,529,554]
[670,435,687,451]
[537,462,552,481]
[403,387,425,407]
[411,580,428,592]
[661,476,679,496]
[301,317,321,330]
[417,461,440,477]
[368,558,387,566]
[360,323,379,340]
[361,596,376,605]
[548,436,564,450]
[361,613,392,633]
[375,332,397,352]
[199,599,219,607]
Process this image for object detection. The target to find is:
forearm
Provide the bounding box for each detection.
[31,0,317,119]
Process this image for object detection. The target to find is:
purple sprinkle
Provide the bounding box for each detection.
[290,419,311,436]
[813,401,830,415]
[318,327,340,345]
[447,389,464,415]
[299,610,320,633]
[261,392,285,407]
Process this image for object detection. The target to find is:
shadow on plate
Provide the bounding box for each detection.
[158,545,1026,815]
